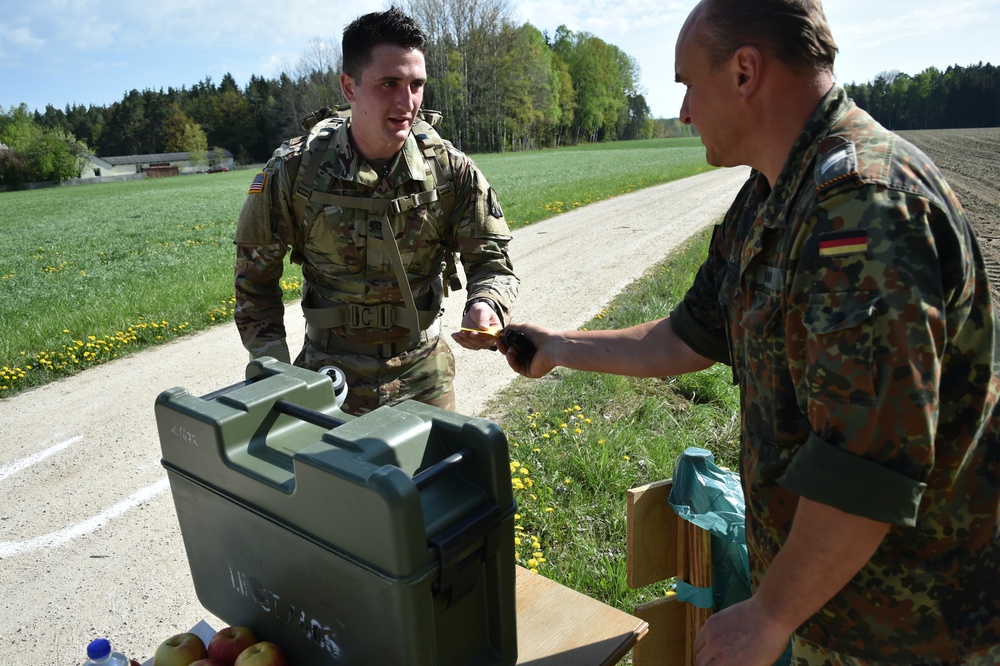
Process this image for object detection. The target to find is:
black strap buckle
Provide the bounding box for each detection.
[347,303,394,329]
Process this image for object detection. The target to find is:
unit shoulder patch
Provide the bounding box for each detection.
[815,138,863,200]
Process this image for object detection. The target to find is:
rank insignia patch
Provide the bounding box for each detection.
[248,172,267,194]
[819,230,868,256]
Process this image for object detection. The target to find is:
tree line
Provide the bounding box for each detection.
[844,62,999,130]
[1,0,995,190]
[2,0,699,189]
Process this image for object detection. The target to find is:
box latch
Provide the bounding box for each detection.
[429,501,504,608]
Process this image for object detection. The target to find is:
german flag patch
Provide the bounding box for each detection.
[819,230,868,257]
[248,172,267,194]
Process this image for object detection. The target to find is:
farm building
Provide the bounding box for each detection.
[80,149,235,180]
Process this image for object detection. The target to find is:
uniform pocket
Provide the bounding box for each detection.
[302,204,363,272]
[803,291,879,402]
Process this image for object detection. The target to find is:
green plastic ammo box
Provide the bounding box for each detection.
[155,358,518,665]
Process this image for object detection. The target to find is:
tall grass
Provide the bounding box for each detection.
[0,138,710,396]
[488,227,740,629]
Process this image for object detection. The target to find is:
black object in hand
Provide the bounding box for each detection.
[499,328,536,365]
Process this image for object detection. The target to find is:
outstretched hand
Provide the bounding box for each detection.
[452,301,503,350]
[497,323,556,378]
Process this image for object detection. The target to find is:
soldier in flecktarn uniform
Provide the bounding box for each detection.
[233,7,518,415]
[498,1,1000,664]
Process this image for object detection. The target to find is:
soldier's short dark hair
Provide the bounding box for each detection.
[342,6,429,81]
[693,0,838,75]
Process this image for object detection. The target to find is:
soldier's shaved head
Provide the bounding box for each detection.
[685,0,838,76]
[342,6,429,82]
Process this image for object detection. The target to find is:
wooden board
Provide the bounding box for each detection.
[626,479,678,589]
[515,566,648,665]
[633,591,686,666]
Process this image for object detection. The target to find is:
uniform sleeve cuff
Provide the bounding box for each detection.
[669,301,730,364]
[780,433,926,526]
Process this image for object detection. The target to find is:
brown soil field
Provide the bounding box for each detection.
[898,127,1000,299]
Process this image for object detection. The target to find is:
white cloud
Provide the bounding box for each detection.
[0,24,45,59]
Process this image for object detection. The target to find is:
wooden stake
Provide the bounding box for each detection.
[680,519,713,664]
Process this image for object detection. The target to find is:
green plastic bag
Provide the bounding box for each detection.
[667,446,751,611]
[668,447,791,665]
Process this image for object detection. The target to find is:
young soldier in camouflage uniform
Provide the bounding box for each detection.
[234,7,518,415]
[500,1,999,664]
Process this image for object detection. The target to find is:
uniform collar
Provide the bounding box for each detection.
[758,85,852,227]
[332,120,428,188]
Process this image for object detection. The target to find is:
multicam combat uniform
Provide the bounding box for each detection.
[670,86,1000,663]
[234,108,518,415]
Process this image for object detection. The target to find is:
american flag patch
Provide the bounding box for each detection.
[248,172,267,194]
[819,230,868,256]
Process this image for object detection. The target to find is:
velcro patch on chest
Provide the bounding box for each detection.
[818,230,868,256]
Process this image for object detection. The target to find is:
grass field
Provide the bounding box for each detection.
[487,227,740,618]
[0,138,712,396]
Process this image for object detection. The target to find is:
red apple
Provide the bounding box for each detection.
[153,632,208,666]
[207,626,258,666]
[234,642,288,666]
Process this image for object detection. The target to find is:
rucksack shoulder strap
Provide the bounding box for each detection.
[411,111,462,294]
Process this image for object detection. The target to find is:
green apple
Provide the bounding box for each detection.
[233,641,288,666]
[153,632,208,666]
[207,626,258,666]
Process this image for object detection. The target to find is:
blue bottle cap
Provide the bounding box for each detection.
[87,638,111,660]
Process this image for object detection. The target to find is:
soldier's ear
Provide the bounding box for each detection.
[733,45,762,100]
[341,73,357,102]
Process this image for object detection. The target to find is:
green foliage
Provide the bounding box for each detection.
[162,103,208,157]
[0,104,87,187]
[844,62,1000,129]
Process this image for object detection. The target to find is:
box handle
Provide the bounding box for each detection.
[272,399,347,430]
[412,447,475,490]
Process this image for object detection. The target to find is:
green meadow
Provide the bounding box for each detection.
[0,138,711,396]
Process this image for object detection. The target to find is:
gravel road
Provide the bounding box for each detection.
[0,166,749,665]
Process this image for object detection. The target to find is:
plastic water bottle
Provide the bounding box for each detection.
[318,365,349,408]
[83,638,130,666]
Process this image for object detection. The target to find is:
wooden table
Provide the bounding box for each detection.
[145,568,646,666]
[515,566,649,665]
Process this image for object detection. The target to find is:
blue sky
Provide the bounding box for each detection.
[2,1,997,121]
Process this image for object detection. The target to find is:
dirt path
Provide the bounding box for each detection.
[899,128,1000,300]
[0,166,750,665]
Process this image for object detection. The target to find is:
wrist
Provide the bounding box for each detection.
[464,297,502,323]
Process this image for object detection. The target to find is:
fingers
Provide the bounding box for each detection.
[450,330,499,350]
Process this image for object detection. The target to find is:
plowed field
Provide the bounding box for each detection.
[899,127,1000,299]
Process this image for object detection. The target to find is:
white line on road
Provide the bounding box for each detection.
[0,477,170,558]
[0,435,83,483]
